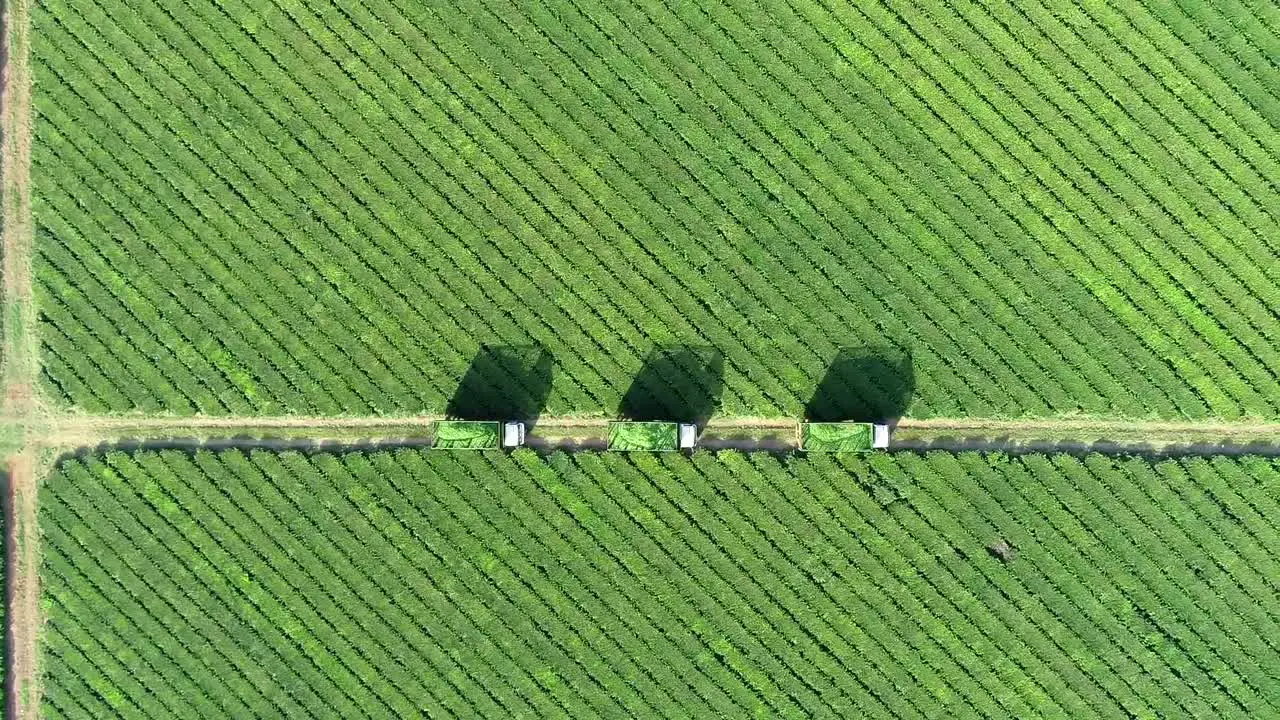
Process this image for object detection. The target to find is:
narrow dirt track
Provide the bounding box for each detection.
[1,0,40,717]
[29,412,1280,456]
[3,452,36,720]
[1,0,33,419]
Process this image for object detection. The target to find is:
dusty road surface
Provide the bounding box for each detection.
[2,0,40,716]
[5,451,38,720]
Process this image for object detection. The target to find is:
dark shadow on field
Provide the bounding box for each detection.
[446,344,554,426]
[806,345,914,423]
[618,346,724,427]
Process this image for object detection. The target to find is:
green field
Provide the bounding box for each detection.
[41,448,1280,718]
[24,0,1280,718]
[31,0,1280,418]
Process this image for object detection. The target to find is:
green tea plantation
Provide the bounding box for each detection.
[41,449,1280,718]
[32,0,1280,418]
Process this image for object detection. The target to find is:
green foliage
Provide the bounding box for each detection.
[608,421,678,451]
[433,420,500,449]
[40,449,1280,718]
[30,0,1280,418]
[800,422,875,452]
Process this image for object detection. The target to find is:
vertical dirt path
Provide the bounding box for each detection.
[1,0,39,717]
[1,0,33,416]
[4,452,36,720]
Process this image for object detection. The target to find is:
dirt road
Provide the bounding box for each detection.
[4,451,37,720]
[1,0,40,716]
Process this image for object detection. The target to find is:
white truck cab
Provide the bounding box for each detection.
[872,423,891,449]
[503,421,526,448]
[678,423,697,450]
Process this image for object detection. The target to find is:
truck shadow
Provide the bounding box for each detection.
[618,346,724,427]
[805,345,914,423]
[446,344,554,426]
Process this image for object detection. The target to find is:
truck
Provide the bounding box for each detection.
[434,420,526,450]
[799,422,890,452]
[608,421,698,451]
